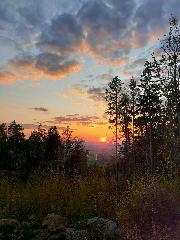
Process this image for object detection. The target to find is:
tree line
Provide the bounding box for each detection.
[105,16,180,178]
[0,121,87,179]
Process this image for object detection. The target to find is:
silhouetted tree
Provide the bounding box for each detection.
[160,16,180,141]
[105,76,123,162]
[118,92,132,156]
[0,123,8,169]
[136,61,163,172]
[65,138,87,175]
[128,77,139,172]
[7,121,26,170]
[28,125,47,170]
[63,126,87,176]
[46,126,64,172]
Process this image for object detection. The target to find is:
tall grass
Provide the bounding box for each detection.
[0,172,179,238]
[0,172,118,222]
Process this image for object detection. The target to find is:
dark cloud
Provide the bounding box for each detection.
[0,6,11,23]
[131,0,176,48]
[31,107,48,112]
[9,53,81,80]
[87,87,105,101]
[36,52,80,76]
[134,0,166,34]
[78,0,134,35]
[78,0,135,59]
[0,0,20,25]
[10,55,35,68]
[18,8,43,27]
[66,114,80,117]
[53,114,100,125]
[36,53,63,72]
[61,84,106,102]
[18,0,45,27]
[38,13,84,54]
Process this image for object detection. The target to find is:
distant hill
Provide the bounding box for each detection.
[85,141,114,165]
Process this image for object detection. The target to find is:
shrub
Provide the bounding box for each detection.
[116,176,180,238]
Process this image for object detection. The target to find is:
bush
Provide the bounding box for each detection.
[116,176,180,238]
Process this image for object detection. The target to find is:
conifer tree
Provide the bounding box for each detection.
[159,16,180,141]
[105,76,123,162]
[137,61,162,172]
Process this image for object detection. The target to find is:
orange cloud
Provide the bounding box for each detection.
[131,31,162,49]
[123,69,142,77]
[82,40,129,66]
[0,56,81,84]
[108,58,128,67]
[0,71,19,84]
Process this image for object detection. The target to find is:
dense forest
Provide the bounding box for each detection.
[0,16,180,240]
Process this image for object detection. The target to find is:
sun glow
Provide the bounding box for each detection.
[100,137,107,143]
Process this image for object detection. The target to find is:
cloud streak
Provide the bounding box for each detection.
[31,107,48,112]
[47,114,106,126]
[57,84,106,103]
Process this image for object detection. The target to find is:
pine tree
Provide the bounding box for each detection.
[137,61,162,172]
[7,121,26,170]
[105,76,123,162]
[129,77,139,170]
[0,123,8,169]
[160,16,180,141]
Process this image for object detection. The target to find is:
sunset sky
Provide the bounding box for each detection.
[0,0,179,142]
